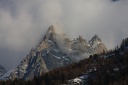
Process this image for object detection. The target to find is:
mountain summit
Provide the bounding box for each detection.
[44,25,56,40]
[8,25,107,80]
[89,35,107,54]
[9,26,70,80]
[90,34,102,42]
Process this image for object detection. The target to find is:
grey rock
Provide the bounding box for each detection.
[9,25,107,80]
[9,25,70,80]
[89,34,107,54]
[0,65,6,77]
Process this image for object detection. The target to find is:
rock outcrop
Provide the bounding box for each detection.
[8,25,107,80]
[9,25,70,80]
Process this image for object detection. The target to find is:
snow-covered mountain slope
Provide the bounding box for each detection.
[0,69,14,80]
[8,25,70,80]
[0,65,6,77]
[9,51,48,80]
[63,35,107,62]
[66,47,128,85]
[89,34,107,54]
[68,74,89,85]
[38,26,71,70]
[8,25,107,80]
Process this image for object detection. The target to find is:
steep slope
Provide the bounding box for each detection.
[38,25,70,70]
[9,50,48,80]
[0,69,14,80]
[71,36,91,54]
[8,25,107,80]
[9,25,70,80]
[89,34,107,54]
[64,36,92,62]
[63,35,107,62]
[0,65,6,77]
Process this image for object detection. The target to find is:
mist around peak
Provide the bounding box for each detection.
[0,0,128,71]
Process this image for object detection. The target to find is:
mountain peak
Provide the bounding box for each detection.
[44,25,56,40]
[7,26,108,80]
[77,35,87,43]
[89,34,102,47]
[91,34,101,42]
[94,34,98,37]
[47,25,55,34]
[89,34,107,53]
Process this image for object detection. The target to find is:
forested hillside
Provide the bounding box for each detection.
[1,38,128,85]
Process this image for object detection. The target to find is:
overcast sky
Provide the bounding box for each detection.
[0,0,128,71]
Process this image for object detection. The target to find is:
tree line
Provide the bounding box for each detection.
[0,37,128,85]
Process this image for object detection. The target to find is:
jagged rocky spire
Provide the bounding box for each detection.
[47,25,55,34]
[89,35,101,46]
[8,25,70,80]
[6,26,108,80]
[89,34,107,54]
[91,34,101,42]
[43,25,56,40]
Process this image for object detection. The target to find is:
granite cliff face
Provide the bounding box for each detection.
[9,26,70,80]
[89,34,107,54]
[38,26,70,70]
[9,49,48,80]
[8,25,107,80]
[63,35,107,62]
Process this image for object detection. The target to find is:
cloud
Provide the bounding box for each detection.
[0,0,128,71]
[61,0,128,48]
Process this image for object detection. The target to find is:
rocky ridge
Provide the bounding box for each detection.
[7,25,107,80]
[8,25,70,80]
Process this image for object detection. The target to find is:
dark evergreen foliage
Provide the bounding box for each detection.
[120,38,128,51]
[1,37,128,85]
